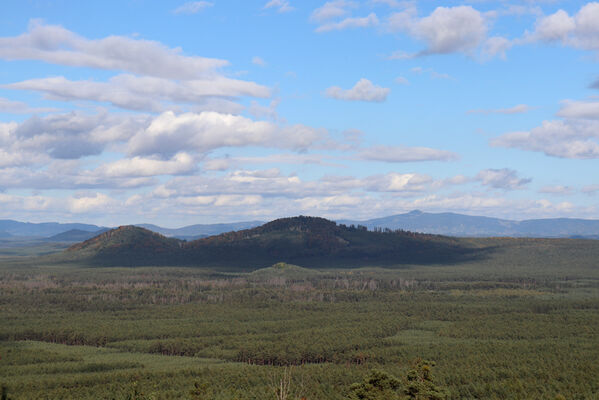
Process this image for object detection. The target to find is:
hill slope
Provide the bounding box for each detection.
[64,226,184,266]
[59,216,482,268]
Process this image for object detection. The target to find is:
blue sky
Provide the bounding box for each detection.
[0,0,598,227]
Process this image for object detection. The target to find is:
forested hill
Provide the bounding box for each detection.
[59,216,480,269]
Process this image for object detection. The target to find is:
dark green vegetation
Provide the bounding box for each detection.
[55,216,479,268]
[1,218,599,399]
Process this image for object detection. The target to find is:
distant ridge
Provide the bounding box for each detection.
[0,220,105,238]
[6,211,599,241]
[338,210,599,238]
[61,216,479,268]
[45,228,110,242]
[135,221,263,240]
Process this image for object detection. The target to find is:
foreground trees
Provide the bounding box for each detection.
[349,359,447,400]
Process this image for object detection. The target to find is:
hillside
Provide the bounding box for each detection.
[64,226,184,266]
[60,216,481,268]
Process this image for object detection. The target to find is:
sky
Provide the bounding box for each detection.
[0,0,599,227]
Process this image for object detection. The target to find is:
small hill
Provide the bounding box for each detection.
[60,216,482,269]
[65,226,184,266]
[58,216,486,272]
[250,262,317,279]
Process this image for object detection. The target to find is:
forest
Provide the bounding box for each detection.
[1,234,599,399]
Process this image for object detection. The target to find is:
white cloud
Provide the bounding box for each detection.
[359,145,459,162]
[264,0,294,13]
[525,3,599,52]
[315,13,379,32]
[482,36,513,60]
[310,1,357,22]
[468,104,532,115]
[68,193,115,213]
[529,9,575,42]
[370,0,402,8]
[394,76,409,85]
[366,173,432,192]
[5,74,270,112]
[491,119,599,159]
[409,67,453,80]
[2,111,148,160]
[389,6,487,56]
[0,97,58,114]
[557,100,599,119]
[325,78,390,102]
[94,153,196,178]
[582,184,599,195]
[0,21,227,79]
[539,185,574,195]
[252,56,267,66]
[476,168,531,190]
[248,99,280,121]
[173,1,213,15]
[127,111,326,157]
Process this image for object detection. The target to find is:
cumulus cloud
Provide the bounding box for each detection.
[359,145,459,162]
[264,0,294,13]
[491,119,599,159]
[310,1,357,22]
[389,6,487,56]
[325,78,390,102]
[2,111,148,161]
[5,74,270,112]
[467,104,532,115]
[582,184,599,195]
[476,168,531,190]
[0,21,227,79]
[94,153,197,178]
[482,36,513,59]
[525,3,599,52]
[557,100,599,119]
[0,97,58,114]
[173,1,213,15]
[315,13,379,33]
[128,111,326,157]
[366,173,432,193]
[68,193,115,213]
[539,185,574,195]
[529,9,576,42]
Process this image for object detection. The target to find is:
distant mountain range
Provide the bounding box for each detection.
[2,210,599,241]
[58,216,477,268]
[339,210,599,238]
[0,220,105,238]
[135,221,263,240]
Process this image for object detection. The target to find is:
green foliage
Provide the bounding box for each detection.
[349,369,402,400]
[404,359,447,400]
[2,237,599,399]
[190,381,212,400]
